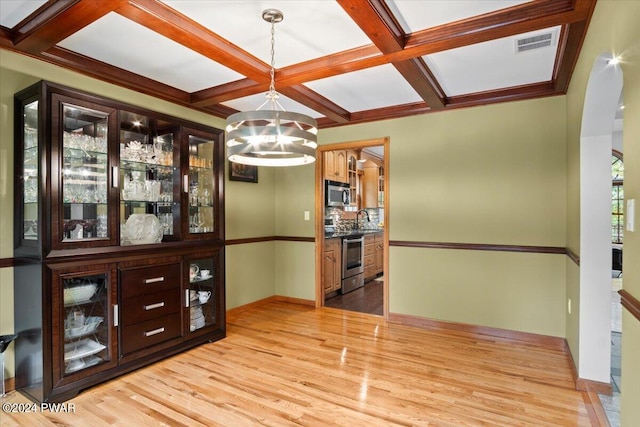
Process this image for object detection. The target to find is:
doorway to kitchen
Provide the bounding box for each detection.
[315,138,389,318]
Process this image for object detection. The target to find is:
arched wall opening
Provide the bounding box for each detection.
[579,53,623,382]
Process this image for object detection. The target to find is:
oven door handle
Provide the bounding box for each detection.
[344,237,364,244]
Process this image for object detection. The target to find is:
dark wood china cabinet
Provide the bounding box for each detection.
[13,81,225,403]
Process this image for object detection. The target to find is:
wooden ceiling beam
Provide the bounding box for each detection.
[279,85,351,124]
[9,0,125,54]
[337,0,446,109]
[277,0,594,87]
[553,1,597,92]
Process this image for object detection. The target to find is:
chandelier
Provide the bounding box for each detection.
[226,9,318,167]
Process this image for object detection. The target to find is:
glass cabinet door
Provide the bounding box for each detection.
[186,132,215,236]
[119,112,177,245]
[53,266,118,383]
[22,100,39,242]
[60,103,110,243]
[185,257,218,335]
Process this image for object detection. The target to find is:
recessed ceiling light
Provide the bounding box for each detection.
[608,56,620,65]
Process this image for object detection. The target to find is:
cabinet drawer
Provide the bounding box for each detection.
[364,265,376,279]
[364,234,375,244]
[364,254,374,267]
[121,289,181,326]
[324,238,337,252]
[375,233,384,243]
[364,243,375,256]
[121,313,181,355]
[120,264,181,299]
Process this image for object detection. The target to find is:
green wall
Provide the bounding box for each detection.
[564,1,640,424]
[308,97,568,337]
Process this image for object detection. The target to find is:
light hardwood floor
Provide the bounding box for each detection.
[2,301,600,426]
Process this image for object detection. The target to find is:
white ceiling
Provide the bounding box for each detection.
[0,0,591,126]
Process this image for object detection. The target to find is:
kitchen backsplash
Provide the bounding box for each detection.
[325,207,383,232]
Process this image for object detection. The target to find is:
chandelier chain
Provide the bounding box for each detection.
[269,16,276,95]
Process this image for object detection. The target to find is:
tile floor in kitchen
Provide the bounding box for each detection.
[599,274,622,427]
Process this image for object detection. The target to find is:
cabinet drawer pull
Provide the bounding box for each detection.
[144,276,165,284]
[144,327,165,337]
[144,302,165,311]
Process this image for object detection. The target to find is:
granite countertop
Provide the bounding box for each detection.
[325,229,383,239]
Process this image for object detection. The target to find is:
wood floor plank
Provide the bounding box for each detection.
[1,301,597,426]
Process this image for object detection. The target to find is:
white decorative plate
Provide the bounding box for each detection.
[124,214,162,244]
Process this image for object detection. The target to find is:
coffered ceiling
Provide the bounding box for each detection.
[0,0,597,129]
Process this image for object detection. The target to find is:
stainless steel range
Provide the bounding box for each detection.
[342,235,364,293]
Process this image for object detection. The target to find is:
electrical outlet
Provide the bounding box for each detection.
[568,298,572,314]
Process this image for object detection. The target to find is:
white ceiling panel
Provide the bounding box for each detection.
[222,92,323,119]
[425,26,561,96]
[57,12,243,93]
[306,64,422,112]
[161,0,372,68]
[0,0,47,28]
[387,0,532,33]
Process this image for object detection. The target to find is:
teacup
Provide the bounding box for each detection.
[189,265,199,281]
[200,269,211,279]
[198,290,211,304]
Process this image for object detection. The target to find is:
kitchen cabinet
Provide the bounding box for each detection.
[13,81,225,403]
[364,234,376,281]
[323,238,342,294]
[324,150,347,183]
[347,152,358,207]
[362,164,384,208]
[375,233,384,275]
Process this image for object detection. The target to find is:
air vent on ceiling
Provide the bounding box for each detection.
[515,30,557,53]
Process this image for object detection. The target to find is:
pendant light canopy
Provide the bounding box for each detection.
[226,9,317,167]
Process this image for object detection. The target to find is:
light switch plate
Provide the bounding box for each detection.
[627,199,635,232]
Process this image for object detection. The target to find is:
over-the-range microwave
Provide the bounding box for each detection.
[325,180,350,207]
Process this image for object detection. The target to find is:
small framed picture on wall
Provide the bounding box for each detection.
[229,161,258,183]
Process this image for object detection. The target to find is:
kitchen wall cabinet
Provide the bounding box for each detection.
[347,151,359,207]
[362,164,383,208]
[13,81,225,403]
[323,238,342,294]
[324,150,347,183]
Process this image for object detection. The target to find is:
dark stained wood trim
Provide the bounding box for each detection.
[620,290,640,323]
[447,82,557,108]
[279,85,351,124]
[566,247,580,266]
[274,236,315,243]
[553,9,595,93]
[0,258,15,268]
[390,240,566,255]
[388,312,567,350]
[224,236,314,246]
[337,0,446,109]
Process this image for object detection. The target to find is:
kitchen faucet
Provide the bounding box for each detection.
[356,209,370,230]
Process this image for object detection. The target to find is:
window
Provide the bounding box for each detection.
[612,151,624,244]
